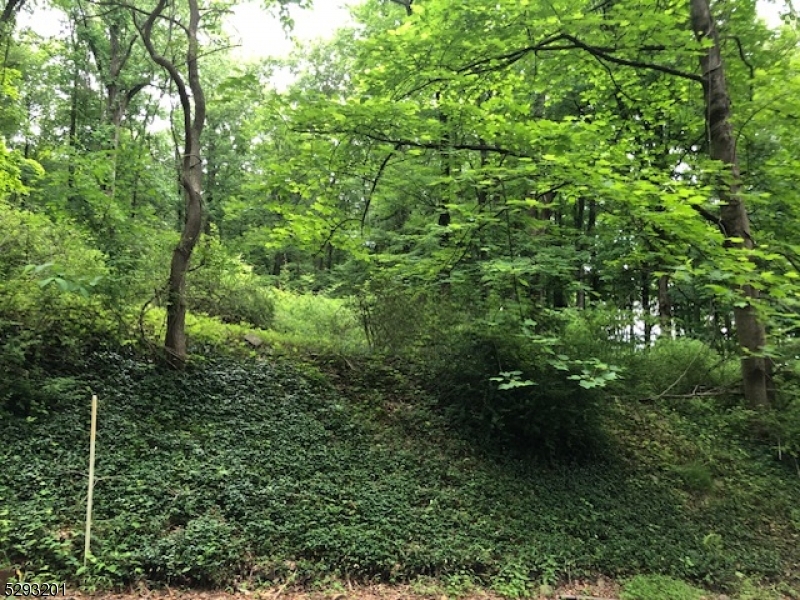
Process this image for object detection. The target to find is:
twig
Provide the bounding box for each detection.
[271,570,298,598]
[642,388,733,401]
[650,344,705,401]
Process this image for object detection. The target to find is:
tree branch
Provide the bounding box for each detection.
[362,143,402,232]
[93,0,190,35]
[388,0,413,16]
[125,81,149,104]
[134,0,192,149]
[0,0,24,26]
[457,33,703,83]
[691,203,724,232]
[299,127,529,159]
[187,0,205,145]
[730,35,755,80]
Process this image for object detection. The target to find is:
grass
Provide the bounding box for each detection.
[1,347,799,596]
[141,289,368,356]
[269,288,367,354]
[620,574,705,600]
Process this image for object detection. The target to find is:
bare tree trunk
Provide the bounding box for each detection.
[658,274,671,336]
[103,40,147,199]
[641,271,652,346]
[138,0,206,369]
[690,0,769,408]
[587,199,600,298]
[574,197,586,309]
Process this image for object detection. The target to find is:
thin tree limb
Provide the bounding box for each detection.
[457,33,703,83]
[361,143,402,232]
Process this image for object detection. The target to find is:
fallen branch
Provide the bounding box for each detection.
[640,386,736,402]
[558,595,619,600]
[651,346,705,400]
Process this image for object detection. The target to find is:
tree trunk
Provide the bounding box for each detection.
[574,197,586,309]
[641,271,652,346]
[587,199,600,298]
[658,274,671,336]
[0,0,23,29]
[164,156,203,367]
[690,0,769,407]
[138,0,206,369]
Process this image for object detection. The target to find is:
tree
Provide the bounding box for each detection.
[263,0,796,410]
[690,0,770,407]
[135,0,206,368]
[66,0,153,197]
[0,0,24,31]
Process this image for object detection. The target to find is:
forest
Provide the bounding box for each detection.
[1,0,800,597]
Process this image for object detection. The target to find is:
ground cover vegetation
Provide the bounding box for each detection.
[2,350,800,598]
[1,0,800,596]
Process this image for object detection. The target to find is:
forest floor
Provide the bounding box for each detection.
[37,576,800,600]
[3,352,799,600]
[71,578,623,600]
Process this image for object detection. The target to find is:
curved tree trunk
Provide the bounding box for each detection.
[690,0,770,407]
[138,0,206,369]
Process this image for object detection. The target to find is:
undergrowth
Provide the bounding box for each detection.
[140,288,367,357]
[1,350,798,595]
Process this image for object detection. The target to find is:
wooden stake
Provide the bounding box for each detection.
[84,394,98,566]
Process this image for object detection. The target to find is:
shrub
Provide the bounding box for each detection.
[270,288,367,354]
[186,235,275,330]
[140,289,367,357]
[0,200,113,414]
[355,275,464,356]
[763,383,800,463]
[425,313,616,460]
[142,514,247,586]
[630,337,738,398]
[620,574,704,600]
[140,307,269,356]
[356,286,623,459]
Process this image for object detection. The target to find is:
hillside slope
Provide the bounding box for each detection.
[1,351,798,597]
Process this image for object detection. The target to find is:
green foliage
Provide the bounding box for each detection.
[0,507,10,564]
[141,287,367,357]
[670,461,714,495]
[22,262,104,297]
[270,288,367,354]
[774,397,800,461]
[490,561,534,598]
[426,311,620,460]
[761,379,800,463]
[356,281,624,457]
[186,236,275,330]
[0,200,113,414]
[142,513,246,586]
[731,572,800,600]
[141,307,264,355]
[1,351,799,589]
[442,572,481,597]
[629,337,739,398]
[0,141,41,197]
[620,574,705,600]
[356,276,462,354]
